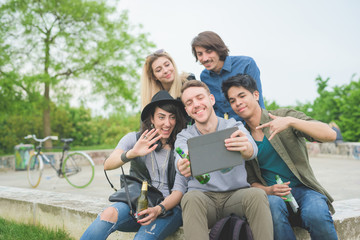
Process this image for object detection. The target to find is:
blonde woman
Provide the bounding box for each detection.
[140,49,194,110]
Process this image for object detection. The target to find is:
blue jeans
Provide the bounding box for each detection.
[268,186,338,240]
[80,202,182,240]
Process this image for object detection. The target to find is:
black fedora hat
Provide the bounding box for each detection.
[141,90,186,121]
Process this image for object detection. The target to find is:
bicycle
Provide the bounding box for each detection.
[25,134,95,188]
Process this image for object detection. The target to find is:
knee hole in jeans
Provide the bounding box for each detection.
[100,206,118,223]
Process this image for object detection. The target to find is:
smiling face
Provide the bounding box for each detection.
[151,56,175,91]
[181,86,215,124]
[151,106,176,140]
[227,86,260,120]
[195,46,224,73]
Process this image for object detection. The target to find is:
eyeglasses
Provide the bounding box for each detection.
[147,49,166,58]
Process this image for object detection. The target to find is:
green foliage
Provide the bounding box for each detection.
[337,80,360,142]
[264,75,359,142]
[264,97,281,110]
[304,76,341,123]
[101,113,141,146]
[0,217,73,240]
[293,75,360,142]
[50,105,141,148]
[0,0,154,142]
[0,94,43,154]
[0,102,141,154]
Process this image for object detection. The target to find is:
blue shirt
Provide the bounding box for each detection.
[255,136,302,188]
[200,55,265,122]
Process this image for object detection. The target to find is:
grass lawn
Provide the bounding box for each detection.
[0,217,74,240]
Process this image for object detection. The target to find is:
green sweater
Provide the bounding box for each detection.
[245,108,335,214]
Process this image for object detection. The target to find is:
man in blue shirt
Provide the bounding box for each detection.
[191,31,265,122]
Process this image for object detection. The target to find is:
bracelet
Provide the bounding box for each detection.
[121,150,132,163]
[158,203,166,216]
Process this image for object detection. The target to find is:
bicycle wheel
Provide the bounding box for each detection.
[27,153,44,188]
[62,151,95,188]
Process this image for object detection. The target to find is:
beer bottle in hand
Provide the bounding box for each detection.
[176,147,210,184]
[136,181,148,220]
[275,175,299,213]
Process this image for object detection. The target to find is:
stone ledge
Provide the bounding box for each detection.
[0,186,359,239]
[307,142,360,160]
[0,186,179,240]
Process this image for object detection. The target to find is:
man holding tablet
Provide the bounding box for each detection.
[175,80,273,240]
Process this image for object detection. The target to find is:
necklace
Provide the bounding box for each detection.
[150,149,170,189]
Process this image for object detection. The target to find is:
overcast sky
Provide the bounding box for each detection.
[116,0,360,107]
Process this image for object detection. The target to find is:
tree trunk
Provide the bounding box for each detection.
[43,30,52,149]
[43,82,52,149]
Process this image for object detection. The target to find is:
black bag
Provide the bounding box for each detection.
[108,170,164,208]
[209,214,254,240]
[104,166,168,218]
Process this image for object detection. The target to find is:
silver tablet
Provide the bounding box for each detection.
[187,127,244,176]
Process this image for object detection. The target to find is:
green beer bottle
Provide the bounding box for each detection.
[275,175,299,213]
[175,147,210,184]
[136,181,149,220]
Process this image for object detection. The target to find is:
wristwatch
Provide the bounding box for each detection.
[158,203,166,216]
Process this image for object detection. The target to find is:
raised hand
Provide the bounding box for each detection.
[256,113,292,140]
[128,129,162,158]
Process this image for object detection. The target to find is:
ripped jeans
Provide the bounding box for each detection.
[80,202,182,240]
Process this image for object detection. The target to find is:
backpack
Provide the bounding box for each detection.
[209,214,254,240]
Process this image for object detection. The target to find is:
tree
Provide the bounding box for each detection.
[294,75,360,142]
[0,0,154,148]
[336,77,360,142]
[297,76,340,123]
[264,97,281,110]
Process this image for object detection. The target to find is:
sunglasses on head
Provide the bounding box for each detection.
[147,49,166,58]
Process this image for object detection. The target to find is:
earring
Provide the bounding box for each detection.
[151,123,154,128]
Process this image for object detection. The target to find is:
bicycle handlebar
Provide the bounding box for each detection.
[24,134,58,142]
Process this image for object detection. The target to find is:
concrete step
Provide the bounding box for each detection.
[1,186,359,239]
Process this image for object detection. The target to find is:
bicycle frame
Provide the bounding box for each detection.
[26,134,63,175]
[37,145,74,177]
[25,134,95,188]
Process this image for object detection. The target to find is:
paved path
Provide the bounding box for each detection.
[0,155,359,201]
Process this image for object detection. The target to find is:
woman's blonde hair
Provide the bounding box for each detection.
[140,51,187,110]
